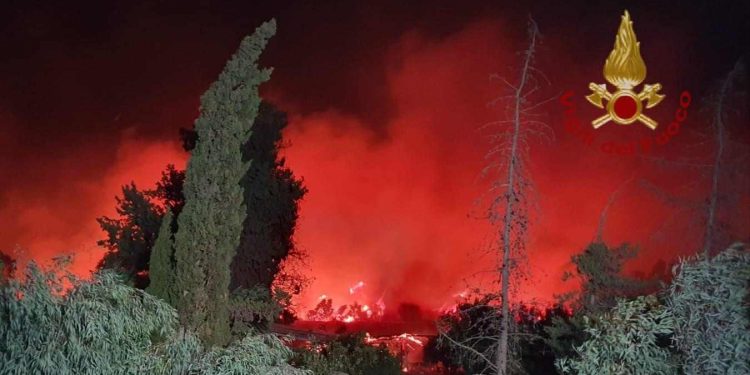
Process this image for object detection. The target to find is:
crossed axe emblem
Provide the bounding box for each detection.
[586,83,664,130]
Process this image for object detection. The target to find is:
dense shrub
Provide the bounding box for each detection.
[149,329,308,375]
[434,299,568,374]
[0,258,176,374]
[432,299,562,375]
[228,285,290,337]
[557,244,750,375]
[556,295,678,375]
[0,259,308,375]
[292,333,401,375]
[545,242,654,360]
[433,297,503,374]
[668,244,750,374]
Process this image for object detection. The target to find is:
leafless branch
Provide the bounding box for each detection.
[703,60,744,258]
[595,175,635,242]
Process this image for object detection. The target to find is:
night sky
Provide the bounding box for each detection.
[1,0,748,312]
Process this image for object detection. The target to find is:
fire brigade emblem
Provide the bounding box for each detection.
[586,10,664,130]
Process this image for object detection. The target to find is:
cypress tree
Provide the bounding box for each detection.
[180,103,307,293]
[230,102,307,292]
[147,210,176,305]
[171,20,276,346]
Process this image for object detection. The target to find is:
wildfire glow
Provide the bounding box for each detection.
[305,280,394,323]
[348,281,365,295]
[364,333,427,351]
[437,303,458,315]
[452,289,470,299]
[363,332,429,372]
[396,333,426,347]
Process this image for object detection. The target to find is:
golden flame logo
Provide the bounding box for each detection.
[604,11,646,89]
[586,10,664,129]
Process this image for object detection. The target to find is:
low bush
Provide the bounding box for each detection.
[0,258,308,375]
[292,333,401,375]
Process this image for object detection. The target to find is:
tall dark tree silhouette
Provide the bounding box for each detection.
[102,104,306,321]
[149,165,186,216]
[154,20,276,346]
[97,183,162,288]
[182,102,307,292]
[97,166,184,289]
[230,102,307,292]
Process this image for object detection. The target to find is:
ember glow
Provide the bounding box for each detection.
[365,332,430,372]
[348,281,365,295]
[308,281,387,323]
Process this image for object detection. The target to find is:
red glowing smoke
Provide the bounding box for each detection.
[277,19,748,313]
[2,14,747,317]
[0,131,186,275]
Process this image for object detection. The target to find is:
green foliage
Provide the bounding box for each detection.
[147,210,177,305]
[0,258,308,374]
[543,314,587,360]
[104,23,304,337]
[98,166,185,291]
[556,245,750,375]
[148,164,187,215]
[546,242,652,359]
[568,242,652,314]
[0,259,177,374]
[149,329,310,375]
[148,104,308,317]
[556,296,678,375]
[180,104,306,290]
[512,305,567,375]
[667,244,750,374]
[292,333,401,375]
[228,285,292,337]
[170,20,276,346]
[97,182,163,289]
[182,101,309,314]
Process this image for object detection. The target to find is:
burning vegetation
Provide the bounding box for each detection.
[306,281,386,323]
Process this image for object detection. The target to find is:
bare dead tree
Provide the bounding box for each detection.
[457,17,551,375]
[487,18,555,375]
[595,176,634,243]
[436,18,552,375]
[436,17,555,375]
[638,61,747,258]
[702,61,744,258]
